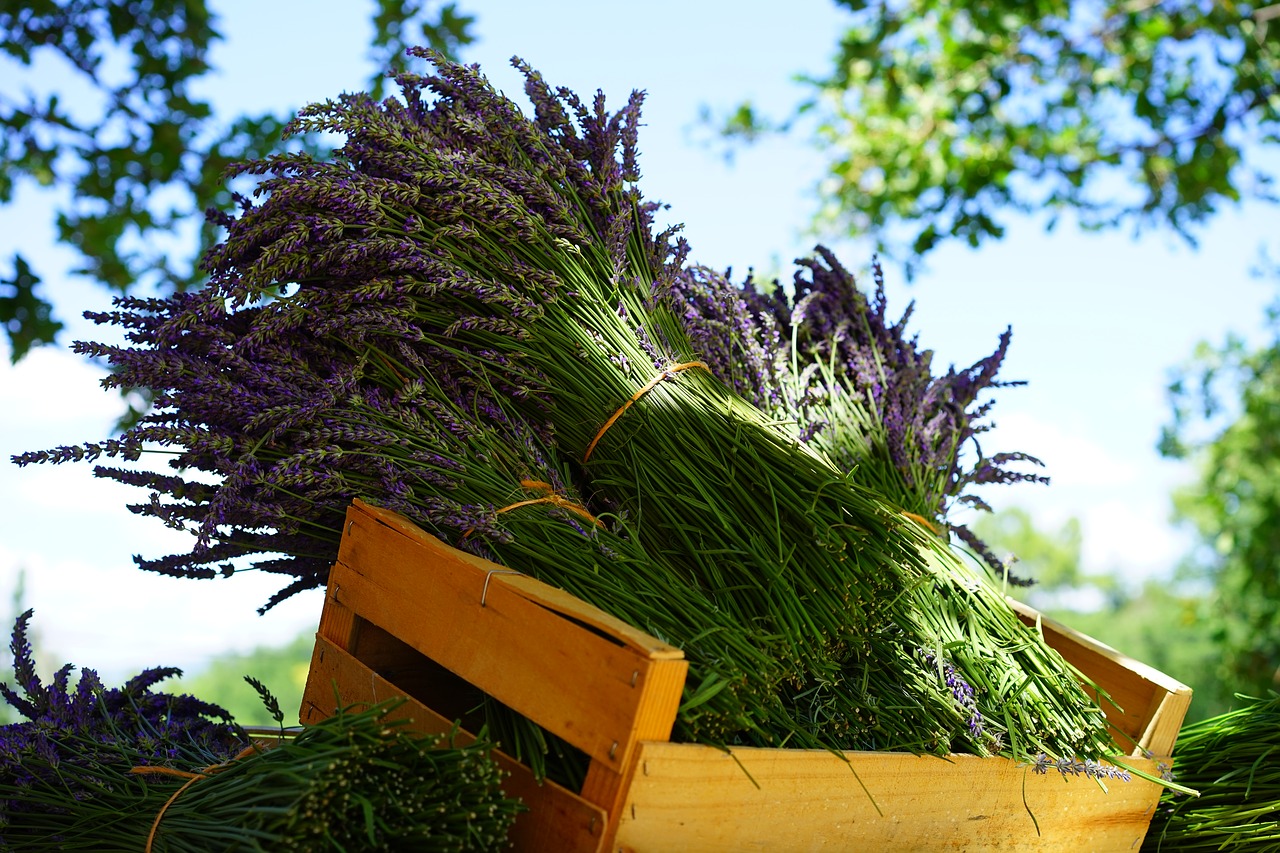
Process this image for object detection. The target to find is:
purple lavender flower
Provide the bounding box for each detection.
[919,647,986,743]
[0,610,247,824]
[677,245,1048,580]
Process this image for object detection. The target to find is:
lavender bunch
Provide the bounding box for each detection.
[0,611,522,851]
[1143,694,1280,851]
[16,49,1123,767]
[786,250,1048,576]
[196,49,1114,761]
[668,249,1045,580]
[0,609,249,846]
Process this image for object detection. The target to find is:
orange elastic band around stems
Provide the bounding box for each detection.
[583,361,711,463]
[463,479,603,538]
[131,743,261,852]
[899,510,943,536]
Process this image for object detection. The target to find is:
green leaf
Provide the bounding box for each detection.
[0,254,63,362]
[714,0,1278,264]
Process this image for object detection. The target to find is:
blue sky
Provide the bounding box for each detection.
[2,0,1276,680]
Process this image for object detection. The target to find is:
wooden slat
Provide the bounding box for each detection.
[329,500,688,774]
[579,651,691,850]
[303,634,607,853]
[316,578,356,649]
[1136,690,1194,758]
[355,500,681,659]
[614,743,1165,852]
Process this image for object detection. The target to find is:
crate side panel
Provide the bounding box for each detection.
[616,743,1163,852]
[330,514,685,771]
[303,635,606,853]
[348,500,681,658]
[1134,690,1193,758]
[316,581,355,649]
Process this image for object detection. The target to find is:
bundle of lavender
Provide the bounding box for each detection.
[670,250,1046,580]
[0,611,521,851]
[16,50,1131,773]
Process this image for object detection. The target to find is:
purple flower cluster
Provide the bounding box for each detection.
[919,647,987,746]
[0,610,246,830]
[10,49,701,611]
[1031,752,1133,782]
[668,247,1047,581]
[15,275,585,608]
[666,264,788,410]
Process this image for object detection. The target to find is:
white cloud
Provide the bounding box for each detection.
[988,410,1140,488]
[0,346,119,432]
[967,411,1193,587]
[12,462,147,516]
[0,543,323,682]
[1077,498,1192,581]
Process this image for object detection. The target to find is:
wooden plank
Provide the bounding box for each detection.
[615,742,1165,852]
[329,500,688,774]
[316,578,356,649]
[1010,599,1191,757]
[580,650,692,850]
[351,500,683,659]
[303,634,607,853]
[1134,690,1194,759]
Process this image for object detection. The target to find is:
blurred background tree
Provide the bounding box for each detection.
[716,0,1280,276]
[968,507,1104,598]
[175,631,315,726]
[1160,264,1280,705]
[0,0,473,362]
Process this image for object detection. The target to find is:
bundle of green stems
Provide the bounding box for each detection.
[220,52,1121,767]
[1,698,520,852]
[20,48,1148,792]
[1144,693,1280,851]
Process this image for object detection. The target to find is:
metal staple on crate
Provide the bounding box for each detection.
[481,569,522,607]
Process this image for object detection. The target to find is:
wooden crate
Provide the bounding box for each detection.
[301,500,1192,852]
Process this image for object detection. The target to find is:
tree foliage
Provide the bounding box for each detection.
[177,630,314,727]
[969,506,1097,595]
[1161,283,1280,695]
[721,0,1279,273]
[0,0,474,361]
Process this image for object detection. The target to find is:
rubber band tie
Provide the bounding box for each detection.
[899,510,942,536]
[463,479,602,538]
[583,361,711,462]
[130,743,261,852]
